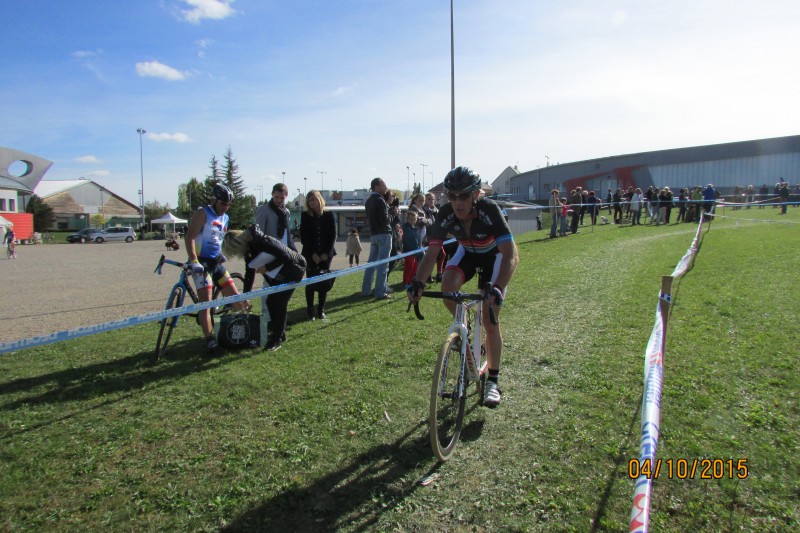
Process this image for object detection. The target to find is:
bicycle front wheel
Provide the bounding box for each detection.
[211,272,246,319]
[155,286,183,360]
[430,331,466,462]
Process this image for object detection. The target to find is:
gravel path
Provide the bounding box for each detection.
[0,239,368,344]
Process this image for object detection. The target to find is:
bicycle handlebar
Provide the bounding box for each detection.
[407,282,498,325]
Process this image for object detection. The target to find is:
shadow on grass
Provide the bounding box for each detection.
[223,419,442,532]
[224,384,487,531]
[589,393,643,532]
[0,336,257,435]
[283,285,404,332]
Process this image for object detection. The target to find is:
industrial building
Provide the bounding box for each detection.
[503,135,800,203]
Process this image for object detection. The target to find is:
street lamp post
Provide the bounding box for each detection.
[304,177,307,196]
[255,185,263,204]
[406,166,410,200]
[282,171,286,184]
[420,163,427,193]
[136,128,146,231]
[317,171,327,193]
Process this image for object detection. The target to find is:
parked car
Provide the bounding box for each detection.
[99,227,137,243]
[66,228,105,243]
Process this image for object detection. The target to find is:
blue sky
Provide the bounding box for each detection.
[3,0,800,207]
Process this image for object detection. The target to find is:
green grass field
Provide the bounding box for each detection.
[2,207,798,531]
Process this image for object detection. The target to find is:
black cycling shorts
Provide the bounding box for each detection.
[444,245,502,287]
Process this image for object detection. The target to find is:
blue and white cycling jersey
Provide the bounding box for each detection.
[194,205,228,260]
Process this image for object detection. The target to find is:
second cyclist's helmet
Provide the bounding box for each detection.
[443,166,482,193]
[212,183,233,203]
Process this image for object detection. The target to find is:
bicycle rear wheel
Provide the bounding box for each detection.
[430,331,466,461]
[155,286,183,360]
[211,272,246,319]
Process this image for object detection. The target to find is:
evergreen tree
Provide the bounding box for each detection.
[203,155,222,204]
[25,194,55,232]
[221,146,252,228]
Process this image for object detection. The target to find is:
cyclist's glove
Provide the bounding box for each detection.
[186,261,205,275]
[407,279,425,298]
[491,285,505,306]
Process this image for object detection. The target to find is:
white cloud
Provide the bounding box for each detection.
[71,50,99,59]
[86,170,110,178]
[181,0,236,24]
[331,83,356,98]
[75,155,101,164]
[135,60,187,81]
[147,132,193,143]
[196,38,215,58]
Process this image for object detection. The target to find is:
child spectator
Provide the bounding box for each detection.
[559,198,569,236]
[345,228,362,266]
[401,211,421,288]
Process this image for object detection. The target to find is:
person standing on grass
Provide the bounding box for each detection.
[423,192,446,282]
[401,210,421,289]
[223,226,306,351]
[548,189,560,239]
[613,188,624,224]
[568,188,582,234]
[185,184,251,357]
[300,190,337,321]
[778,182,790,214]
[630,188,643,225]
[702,183,717,220]
[254,183,296,327]
[408,167,519,408]
[361,177,393,300]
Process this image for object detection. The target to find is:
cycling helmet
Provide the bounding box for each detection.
[211,183,233,203]
[443,166,482,193]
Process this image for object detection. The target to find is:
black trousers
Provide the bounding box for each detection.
[570,210,580,233]
[266,278,295,341]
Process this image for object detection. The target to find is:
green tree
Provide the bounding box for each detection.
[177,178,203,219]
[144,199,172,230]
[25,194,55,231]
[203,155,222,204]
[221,146,254,228]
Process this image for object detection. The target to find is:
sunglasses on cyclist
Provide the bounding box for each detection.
[447,191,473,202]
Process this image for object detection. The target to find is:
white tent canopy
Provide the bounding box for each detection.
[150,212,187,225]
[150,212,187,235]
[0,215,12,227]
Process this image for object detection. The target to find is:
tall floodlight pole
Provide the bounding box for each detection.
[317,171,327,192]
[304,177,307,196]
[137,128,146,230]
[282,171,286,184]
[406,166,410,199]
[420,163,427,193]
[450,0,456,169]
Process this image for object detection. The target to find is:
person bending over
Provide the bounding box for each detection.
[408,167,519,408]
[223,225,306,351]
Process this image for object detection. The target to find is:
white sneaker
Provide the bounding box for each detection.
[483,381,501,407]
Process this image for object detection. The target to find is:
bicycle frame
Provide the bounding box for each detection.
[450,296,487,384]
[153,254,246,359]
[410,281,496,461]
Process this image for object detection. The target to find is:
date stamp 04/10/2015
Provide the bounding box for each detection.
[628,458,749,480]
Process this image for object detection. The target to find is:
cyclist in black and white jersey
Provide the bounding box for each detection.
[408,167,519,407]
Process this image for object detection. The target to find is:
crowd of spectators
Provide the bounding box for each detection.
[546,180,796,237]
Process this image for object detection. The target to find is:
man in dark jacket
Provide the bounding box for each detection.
[361,178,393,299]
